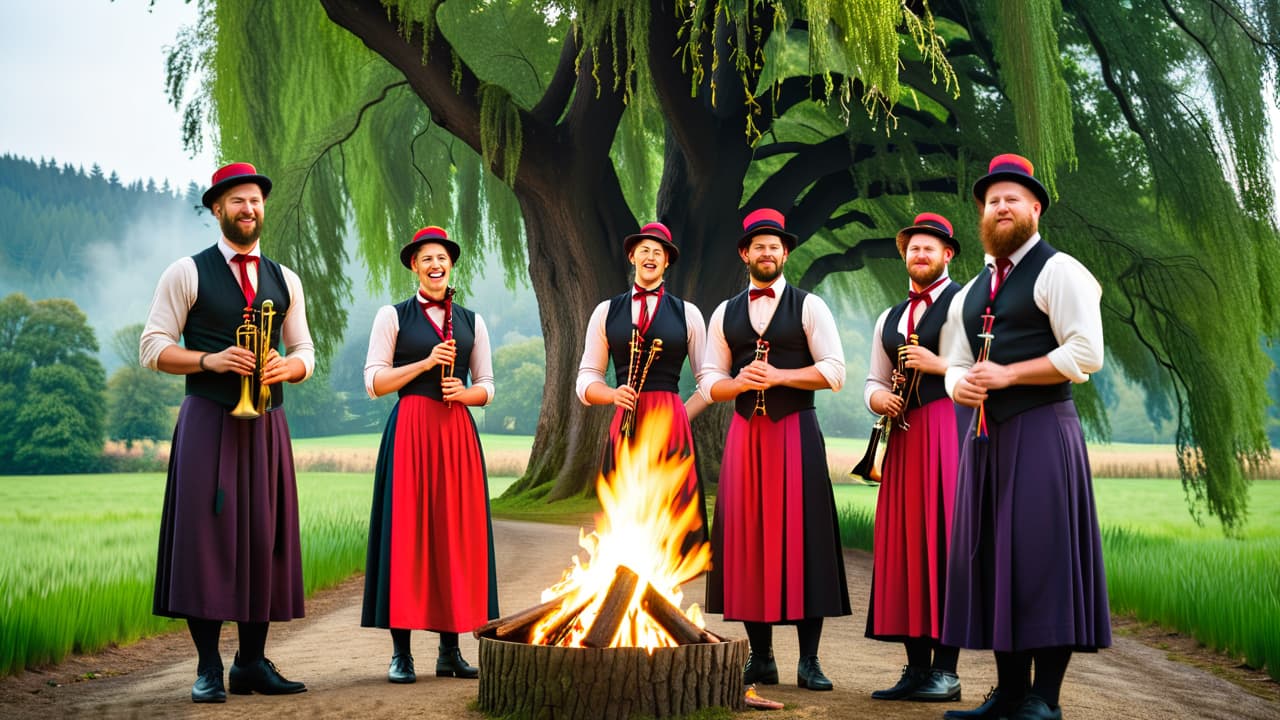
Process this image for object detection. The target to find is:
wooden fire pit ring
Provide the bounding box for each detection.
[477,635,749,720]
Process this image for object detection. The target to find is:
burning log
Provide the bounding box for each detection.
[473,594,566,644]
[639,583,718,645]
[581,565,641,648]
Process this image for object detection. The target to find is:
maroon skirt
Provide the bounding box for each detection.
[154,395,304,622]
[706,409,850,623]
[866,398,959,641]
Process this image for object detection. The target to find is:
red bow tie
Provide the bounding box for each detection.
[418,293,448,310]
[749,287,775,300]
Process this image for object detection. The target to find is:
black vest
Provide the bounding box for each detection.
[961,239,1072,424]
[185,245,291,409]
[724,283,815,420]
[393,297,476,401]
[880,281,960,410]
[605,289,687,393]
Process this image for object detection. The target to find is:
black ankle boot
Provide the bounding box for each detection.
[797,655,833,691]
[191,663,226,703]
[872,665,928,700]
[743,653,779,685]
[436,646,479,679]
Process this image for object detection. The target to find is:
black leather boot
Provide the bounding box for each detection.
[911,669,962,702]
[872,665,928,700]
[1007,694,1063,720]
[742,653,779,685]
[436,646,479,678]
[796,655,833,691]
[944,687,1021,719]
[388,653,416,683]
[191,663,226,703]
[228,653,307,695]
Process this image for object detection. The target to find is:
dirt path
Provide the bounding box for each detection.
[2,519,1276,719]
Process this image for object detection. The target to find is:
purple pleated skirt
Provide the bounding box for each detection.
[153,395,305,622]
[942,400,1111,652]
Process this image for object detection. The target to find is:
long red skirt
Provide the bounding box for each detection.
[866,398,958,641]
[362,395,496,633]
[707,410,850,623]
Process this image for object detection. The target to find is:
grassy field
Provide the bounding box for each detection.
[1,469,1277,680]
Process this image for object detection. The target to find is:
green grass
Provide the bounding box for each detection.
[834,477,1280,680]
[0,472,375,676]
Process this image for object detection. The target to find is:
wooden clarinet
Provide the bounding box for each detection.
[619,338,663,438]
[974,311,995,439]
[442,286,457,407]
[752,338,770,417]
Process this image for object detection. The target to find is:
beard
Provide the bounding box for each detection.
[219,212,262,245]
[907,258,946,287]
[977,210,1039,257]
[980,212,1036,258]
[748,258,783,284]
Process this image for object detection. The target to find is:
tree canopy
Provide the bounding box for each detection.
[171,0,1280,531]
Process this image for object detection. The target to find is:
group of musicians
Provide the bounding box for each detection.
[142,154,1109,720]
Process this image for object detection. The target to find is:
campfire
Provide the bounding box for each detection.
[476,406,747,718]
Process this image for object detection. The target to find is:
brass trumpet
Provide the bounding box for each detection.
[619,336,663,438]
[851,334,918,482]
[752,339,770,417]
[230,299,276,419]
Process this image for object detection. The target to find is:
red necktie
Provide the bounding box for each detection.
[989,257,1013,302]
[230,254,258,306]
[906,277,947,338]
[748,287,775,300]
[633,284,662,335]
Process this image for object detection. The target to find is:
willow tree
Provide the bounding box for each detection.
[168,0,1280,531]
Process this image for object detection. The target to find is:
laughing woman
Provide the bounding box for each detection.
[576,222,709,543]
[361,226,498,683]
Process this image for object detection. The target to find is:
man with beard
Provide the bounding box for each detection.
[701,208,849,692]
[939,154,1110,720]
[863,213,965,704]
[141,162,314,703]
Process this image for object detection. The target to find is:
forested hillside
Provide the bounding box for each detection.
[0,154,214,359]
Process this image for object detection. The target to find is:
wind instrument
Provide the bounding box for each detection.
[974,311,996,439]
[851,336,915,482]
[441,287,456,406]
[619,338,663,438]
[230,299,275,419]
[752,339,770,417]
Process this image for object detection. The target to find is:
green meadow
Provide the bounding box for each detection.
[1,462,1278,681]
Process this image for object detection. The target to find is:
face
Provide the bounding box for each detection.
[903,234,953,287]
[629,239,669,287]
[212,182,265,249]
[979,180,1040,258]
[740,234,788,284]
[412,242,453,297]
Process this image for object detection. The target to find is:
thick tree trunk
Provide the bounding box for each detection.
[508,169,634,501]
[477,636,748,719]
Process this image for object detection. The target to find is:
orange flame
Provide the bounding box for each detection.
[531,405,710,651]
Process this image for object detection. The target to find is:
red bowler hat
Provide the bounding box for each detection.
[895,212,960,257]
[202,162,272,209]
[400,226,461,268]
[972,153,1050,211]
[738,208,798,251]
[623,221,680,264]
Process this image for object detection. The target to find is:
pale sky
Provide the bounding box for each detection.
[0,0,215,189]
